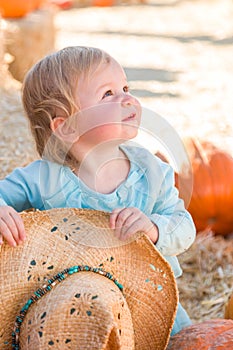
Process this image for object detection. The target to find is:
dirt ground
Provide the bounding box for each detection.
[1,0,233,326]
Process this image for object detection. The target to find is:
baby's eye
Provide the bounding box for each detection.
[123,86,130,93]
[102,90,113,98]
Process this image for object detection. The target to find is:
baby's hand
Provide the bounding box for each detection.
[0,206,26,247]
[110,207,159,243]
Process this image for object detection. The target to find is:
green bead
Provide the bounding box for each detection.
[114,280,123,291]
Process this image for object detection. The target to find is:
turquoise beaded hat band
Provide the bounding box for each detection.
[12,265,124,350]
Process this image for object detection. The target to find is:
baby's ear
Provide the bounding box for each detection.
[50,117,79,143]
[50,117,65,133]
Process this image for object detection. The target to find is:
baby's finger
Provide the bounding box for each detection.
[109,208,124,229]
[114,208,134,238]
[119,212,141,237]
[5,213,21,242]
[11,212,26,242]
[120,218,142,241]
[0,219,17,247]
[0,209,25,245]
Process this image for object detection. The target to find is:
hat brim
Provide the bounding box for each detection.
[0,208,178,349]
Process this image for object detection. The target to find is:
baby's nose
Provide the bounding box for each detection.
[121,93,136,106]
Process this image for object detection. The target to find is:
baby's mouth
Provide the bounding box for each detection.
[122,113,136,122]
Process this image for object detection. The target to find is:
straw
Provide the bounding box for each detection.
[177,230,233,323]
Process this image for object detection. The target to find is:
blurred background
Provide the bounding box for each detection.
[1,0,233,146]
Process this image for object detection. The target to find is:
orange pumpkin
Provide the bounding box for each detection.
[92,0,114,6]
[0,0,42,18]
[156,138,233,235]
[34,0,46,9]
[184,139,233,235]
[167,319,233,349]
[225,294,233,320]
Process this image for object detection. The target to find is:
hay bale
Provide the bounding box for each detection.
[177,232,233,323]
[3,7,56,82]
[0,16,6,82]
[0,17,4,64]
[0,17,15,89]
[0,16,36,179]
[0,68,36,180]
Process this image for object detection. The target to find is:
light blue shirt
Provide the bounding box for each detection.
[0,144,196,277]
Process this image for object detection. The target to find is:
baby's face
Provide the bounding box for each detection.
[74,58,142,145]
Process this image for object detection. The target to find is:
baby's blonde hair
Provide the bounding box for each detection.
[22,46,111,167]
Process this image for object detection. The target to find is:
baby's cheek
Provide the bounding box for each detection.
[90,124,123,141]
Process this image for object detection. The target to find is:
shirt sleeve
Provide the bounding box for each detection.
[149,161,196,257]
[0,161,44,212]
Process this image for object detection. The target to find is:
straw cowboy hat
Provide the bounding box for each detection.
[0,208,178,350]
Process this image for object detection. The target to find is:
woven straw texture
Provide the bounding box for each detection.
[20,272,134,349]
[0,208,178,349]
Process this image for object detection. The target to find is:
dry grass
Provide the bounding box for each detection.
[177,231,233,323]
[0,74,37,179]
